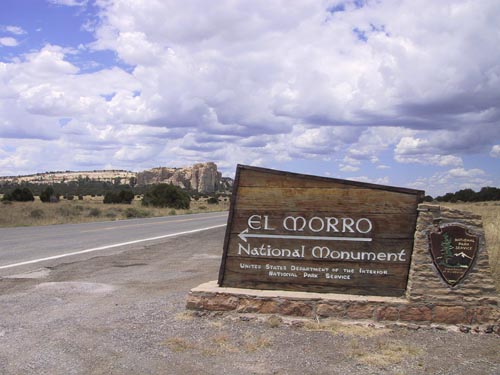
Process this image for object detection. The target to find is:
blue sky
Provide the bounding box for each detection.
[0,0,499,197]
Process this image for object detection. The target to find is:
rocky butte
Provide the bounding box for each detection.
[0,162,231,194]
[137,162,224,194]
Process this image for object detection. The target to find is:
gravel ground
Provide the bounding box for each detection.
[0,227,498,374]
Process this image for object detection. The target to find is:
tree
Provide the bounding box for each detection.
[40,186,60,203]
[2,187,34,202]
[142,184,190,209]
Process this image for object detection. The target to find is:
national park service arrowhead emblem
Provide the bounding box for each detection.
[429,225,479,287]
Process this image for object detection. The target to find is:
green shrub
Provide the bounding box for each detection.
[40,187,59,203]
[207,197,219,204]
[103,190,134,204]
[2,187,35,202]
[168,209,177,215]
[142,184,190,209]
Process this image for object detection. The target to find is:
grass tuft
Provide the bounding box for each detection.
[349,339,423,368]
[163,337,195,352]
[304,319,389,337]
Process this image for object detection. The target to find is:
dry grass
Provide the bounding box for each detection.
[304,318,390,338]
[163,337,196,352]
[348,338,423,368]
[163,330,273,357]
[0,196,229,228]
[440,202,500,291]
[242,333,272,352]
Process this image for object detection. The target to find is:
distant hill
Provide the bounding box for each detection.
[0,162,233,194]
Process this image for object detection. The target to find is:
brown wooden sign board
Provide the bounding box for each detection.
[218,165,424,297]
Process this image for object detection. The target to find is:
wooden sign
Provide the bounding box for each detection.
[429,225,479,287]
[218,165,424,297]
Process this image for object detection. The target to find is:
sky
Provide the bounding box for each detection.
[0,0,499,197]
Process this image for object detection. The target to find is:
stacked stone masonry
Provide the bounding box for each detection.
[186,291,499,325]
[188,204,499,327]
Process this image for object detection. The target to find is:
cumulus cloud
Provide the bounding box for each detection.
[1,25,26,35]
[0,0,499,186]
[0,37,18,47]
[491,145,500,158]
[409,167,492,196]
[48,0,88,6]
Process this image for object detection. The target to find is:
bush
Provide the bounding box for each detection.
[207,197,219,205]
[2,187,34,202]
[87,208,101,217]
[103,190,134,204]
[40,187,59,203]
[124,207,150,218]
[142,184,190,209]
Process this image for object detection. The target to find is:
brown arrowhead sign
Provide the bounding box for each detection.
[429,225,478,286]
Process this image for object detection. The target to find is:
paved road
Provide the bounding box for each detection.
[0,212,228,273]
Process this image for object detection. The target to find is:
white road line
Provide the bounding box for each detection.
[0,224,226,270]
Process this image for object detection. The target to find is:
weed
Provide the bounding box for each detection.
[174,312,194,321]
[242,333,272,352]
[87,208,101,217]
[124,207,150,218]
[163,337,195,352]
[30,209,44,219]
[304,319,390,337]
[266,315,282,328]
[351,340,423,367]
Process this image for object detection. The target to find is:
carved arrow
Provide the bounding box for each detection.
[238,228,372,243]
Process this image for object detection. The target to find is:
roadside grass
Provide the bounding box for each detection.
[440,201,500,292]
[0,195,229,228]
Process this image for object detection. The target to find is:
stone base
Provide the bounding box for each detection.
[187,281,500,326]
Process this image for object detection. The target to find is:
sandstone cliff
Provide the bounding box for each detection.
[0,162,230,194]
[137,162,223,193]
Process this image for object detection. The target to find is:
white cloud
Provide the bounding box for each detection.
[340,165,360,172]
[395,153,463,167]
[447,167,485,178]
[409,167,492,196]
[0,0,499,183]
[0,37,18,47]
[1,25,26,35]
[347,176,390,186]
[48,0,88,6]
[491,145,500,158]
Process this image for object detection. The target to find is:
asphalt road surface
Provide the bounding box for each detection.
[0,212,227,275]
